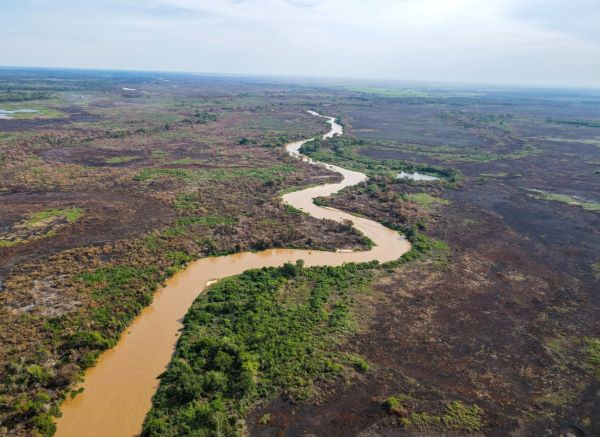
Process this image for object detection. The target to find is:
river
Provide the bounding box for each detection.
[55,111,411,436]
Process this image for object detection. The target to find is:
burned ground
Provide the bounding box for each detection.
[248,92,600,436]
[1,71,599,436]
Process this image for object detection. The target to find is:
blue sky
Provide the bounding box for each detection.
[2,0,600,87]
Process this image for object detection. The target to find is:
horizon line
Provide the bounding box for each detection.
[1,64,600,93]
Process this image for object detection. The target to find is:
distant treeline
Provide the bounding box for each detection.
[0,90,52,102]
[547,117,600,128]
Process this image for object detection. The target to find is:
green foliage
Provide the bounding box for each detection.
[525,188,600,211]
[72,265,161,365]
[0,207,85,247]
[176,215,238,227]
[167,250,193,267]
[592,262,600,280]
[142,263,374,436]
[401,412,441,428]
[26,208,84,226]
[0,239,20,247]
[284,204,306,216]
[151,149,169,159]
[135,165,295,184]
[346,354,370,372]
[442,401,484,431]
[174,193,201,210]
[25,365,50,384]
[393,399,482,431]
[547,118,600,128]
[585,337,600,378]
[258,413,271,425]
[299,136,459,182]
[0,90,52,102]
[184,110,217,124]
[406,193,449,210]
[382,396,401,410]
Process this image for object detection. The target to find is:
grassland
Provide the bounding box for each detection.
[525,188,600,211]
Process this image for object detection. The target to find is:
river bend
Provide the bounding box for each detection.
[55,111,411,436]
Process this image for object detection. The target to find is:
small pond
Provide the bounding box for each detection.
[0,109,39,120]
[397,171,439,181]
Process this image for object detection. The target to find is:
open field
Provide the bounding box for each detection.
[1,71,599,436]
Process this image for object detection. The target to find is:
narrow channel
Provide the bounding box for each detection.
[55,111,411,437]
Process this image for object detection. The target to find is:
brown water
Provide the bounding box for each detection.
[55,112,411,437]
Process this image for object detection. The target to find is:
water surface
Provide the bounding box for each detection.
[0,109,39,120]
[397,171,439,181]
[55,112,410,437]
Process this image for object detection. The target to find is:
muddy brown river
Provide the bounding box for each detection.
[55,112,411,436]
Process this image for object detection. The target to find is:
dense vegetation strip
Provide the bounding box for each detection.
[142,261,375,436]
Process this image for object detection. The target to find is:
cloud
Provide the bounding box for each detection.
[1,0,599,87]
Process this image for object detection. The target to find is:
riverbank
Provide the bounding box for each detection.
[54,112,410,436]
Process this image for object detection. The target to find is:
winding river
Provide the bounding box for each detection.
[55,112,411,437]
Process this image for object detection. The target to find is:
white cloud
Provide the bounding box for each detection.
[2,0,600,86]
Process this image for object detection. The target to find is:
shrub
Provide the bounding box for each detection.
[442,401,484,431]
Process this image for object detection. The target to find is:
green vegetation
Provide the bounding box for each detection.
[592,262,600,279]
[547,118,600,128]
[183,110,218,124]
[525,189,600,211]
[151,150,169,159]
[480,172,509,178]
[0,90,52,102]
[396,229,449,266]
[76,265,162,340]
[346,354,370,372]
[142,261,375,436]
[168,158,204,165]
[176,215,238,227]
[346,87,431,98]
[406,193,449,211]
[585,337,600,378]
[174,193,201,210]
[442,401,484,431]
[0,239,20,248]
[360,137,539,163]
[0,208,84,247]
[299,136,459,182]
[135,164,295,184]
[26,208,84,226]
[401,412,441,428]
[382,395,482,431]
[382,395,404,411]
[283,204,307,216]
[258,413,271,425]
[1,264,167,435]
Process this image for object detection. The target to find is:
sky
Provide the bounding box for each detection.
[1,0,600,87]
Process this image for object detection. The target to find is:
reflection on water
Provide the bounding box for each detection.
[397,171,439,181]
[0,109,39,120]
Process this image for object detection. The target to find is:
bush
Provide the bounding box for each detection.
[382,396,401,410]
[442,401,484,431]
